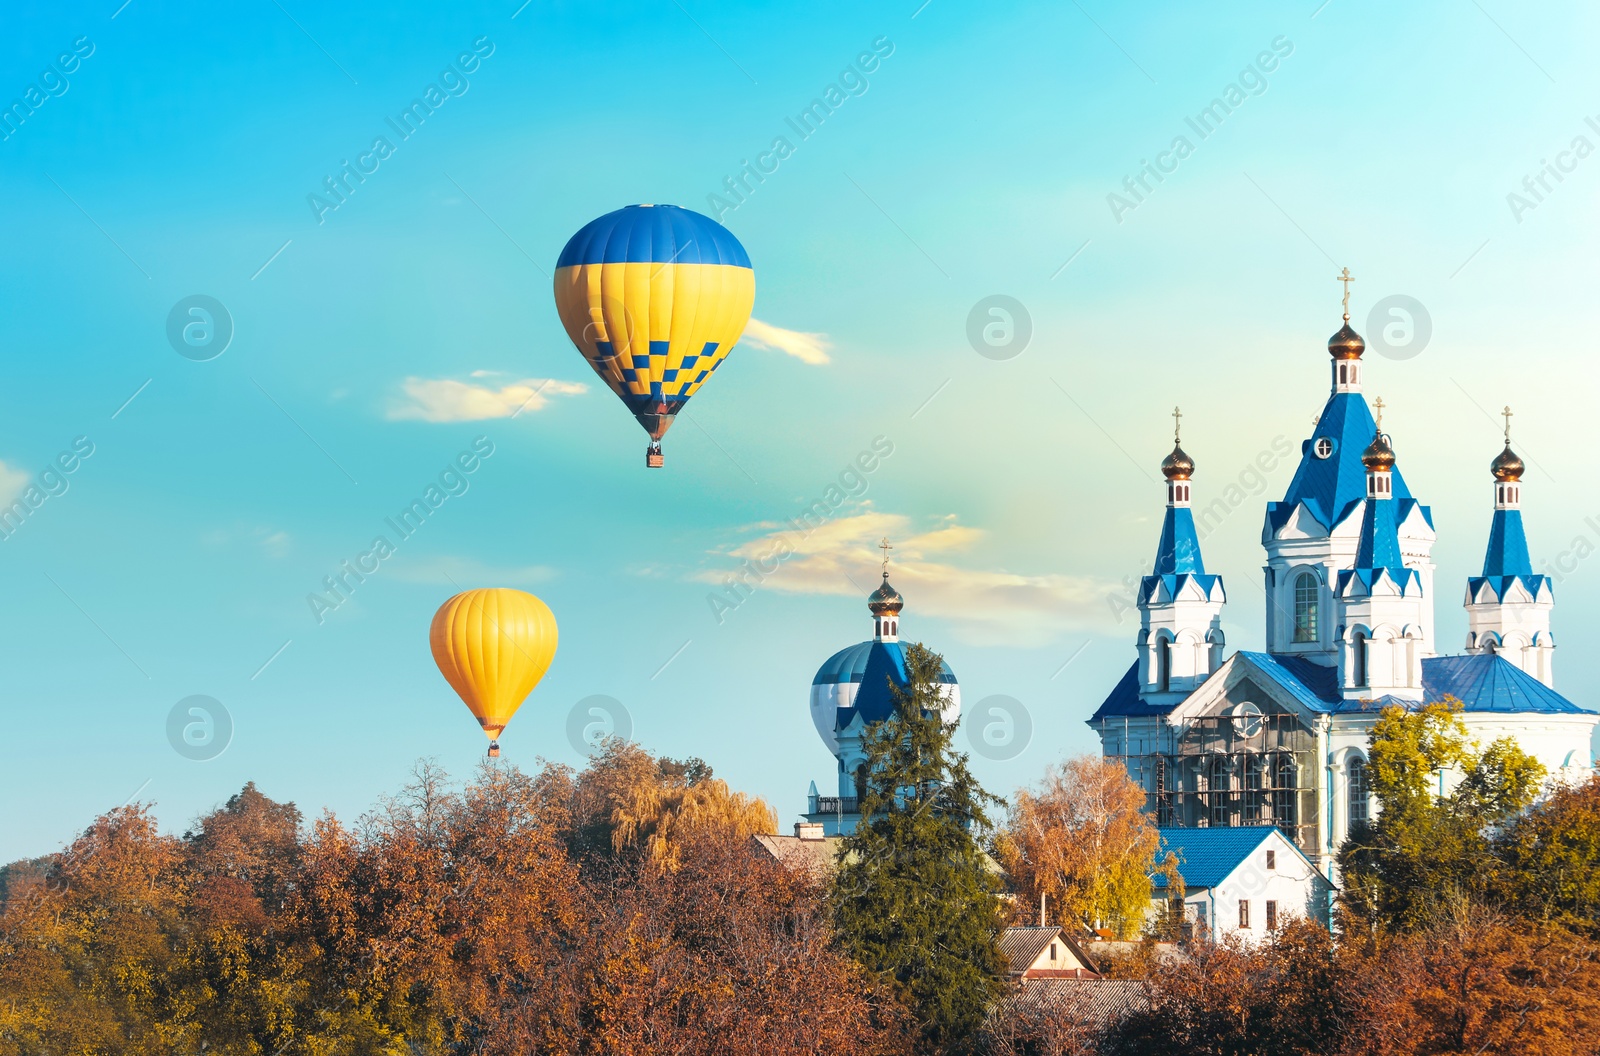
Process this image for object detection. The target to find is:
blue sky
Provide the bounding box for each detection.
[4,0,1600,861]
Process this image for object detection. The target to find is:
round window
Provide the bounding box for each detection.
[1314,437,1334,459]
[1229,701,1264,739]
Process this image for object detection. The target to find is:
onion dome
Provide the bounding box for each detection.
[1161,442,1195,481]
[1328,323,1366,360]
[1362,430,1396,471]
[867,573,903,615]
[1491,443,1525,482]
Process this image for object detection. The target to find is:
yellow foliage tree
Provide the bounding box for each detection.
[998,755,1173,939]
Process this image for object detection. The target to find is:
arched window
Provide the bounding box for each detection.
[1352,632,1368,686]
[853,763,868,805]
[1348,757,1371,828]
[1293,572,1320,643]
[1158,636,1172,692]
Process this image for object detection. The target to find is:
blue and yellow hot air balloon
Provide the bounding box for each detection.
[554,204,755,467]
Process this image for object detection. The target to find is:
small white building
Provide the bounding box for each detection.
[1153,826,1332,944]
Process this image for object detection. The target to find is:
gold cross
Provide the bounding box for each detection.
[1337,267,1355,321]
[1373,396,1385,432]
[878,537,893,576]
[1172,405,1183,443]
[1502,405,1513,442]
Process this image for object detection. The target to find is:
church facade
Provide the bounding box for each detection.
[1090,288,1598,874]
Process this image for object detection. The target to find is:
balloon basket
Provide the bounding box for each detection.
[487,741,501,758]
[646,446,664,469]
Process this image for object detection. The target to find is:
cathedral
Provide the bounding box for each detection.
[1090,281,1598,873]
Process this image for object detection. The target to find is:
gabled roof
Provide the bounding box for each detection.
[1003,979,1149,1024]
[1153,826,1282,889]
[999,925,1098,977]
[1268,392,1415,532]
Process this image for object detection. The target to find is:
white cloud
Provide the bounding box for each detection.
[698,511,1114,646]
[0,460,28,505]
[388,374,587,422]
[741,318,832,366]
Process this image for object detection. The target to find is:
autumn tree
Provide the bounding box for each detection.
[997,755,1176,939]
[1495,775,1600,933]
[834,642,1009,1054]
[1339,699,1545,931]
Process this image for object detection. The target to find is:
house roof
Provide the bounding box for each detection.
[1152,826,1281,890]
[999,926,1060,975]
[750,833,840,877]
[1001,979,1149,1025]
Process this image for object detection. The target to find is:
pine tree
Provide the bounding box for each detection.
[833,642,1009,1053]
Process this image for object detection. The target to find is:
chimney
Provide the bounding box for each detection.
[794,822,825,841]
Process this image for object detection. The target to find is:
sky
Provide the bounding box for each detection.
[4,0,1600,863]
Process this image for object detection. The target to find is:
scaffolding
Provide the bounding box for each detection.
[1106,711,1320,856]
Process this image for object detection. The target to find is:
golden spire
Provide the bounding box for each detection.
[1337,267,1355,322]
[878,537,893,577]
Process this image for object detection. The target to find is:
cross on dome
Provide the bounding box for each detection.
[878,537,893,577]
[1337,267,1355,321]
[1172,405,1183,443]
[1502,405,1514,442]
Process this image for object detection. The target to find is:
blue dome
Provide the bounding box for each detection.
[813,640,956,687]
[556,204,752,269]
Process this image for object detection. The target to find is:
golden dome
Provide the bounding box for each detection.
[1362,431,1396,471]
[1161,442,1194,481]
[1491,443,1524,482]
[867,574,904,615]
[1328,323,1366,360]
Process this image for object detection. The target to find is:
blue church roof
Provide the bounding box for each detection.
[1089,650,1592,721]
[1154,506,1205,575]
[1482,508,1534,577]
[1152,827,1282,890]
[1268,393,1421,532]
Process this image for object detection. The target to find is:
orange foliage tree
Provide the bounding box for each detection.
[997,755,1175,938]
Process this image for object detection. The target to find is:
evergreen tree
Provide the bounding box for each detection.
[833,642,1009,1053]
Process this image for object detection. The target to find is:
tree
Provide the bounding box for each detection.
[1339,699,1546,932]
[1496,775,1600,933]
[996,755,1175,939]
[833,642,1010,1053]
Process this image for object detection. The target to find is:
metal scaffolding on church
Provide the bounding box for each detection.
[1104,711,1320,856]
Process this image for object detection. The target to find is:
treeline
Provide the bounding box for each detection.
[6,653,1600,1055]
[0,745,911,1056]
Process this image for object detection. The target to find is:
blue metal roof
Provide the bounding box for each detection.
[1482,508,1533,577]
[1138,572,1223,606]
[1423,653,1589,714]
[1154,506,1205,575]
[1268,393,1416,532]
[1089,660,1170,720]
[1090,650,1592,721]
[1152,827,1281,890]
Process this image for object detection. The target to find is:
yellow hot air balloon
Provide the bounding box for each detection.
[553,204,755,468]
[429,588,558,757]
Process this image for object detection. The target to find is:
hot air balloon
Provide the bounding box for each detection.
[429,588,558,758]
[553,204,755,468]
